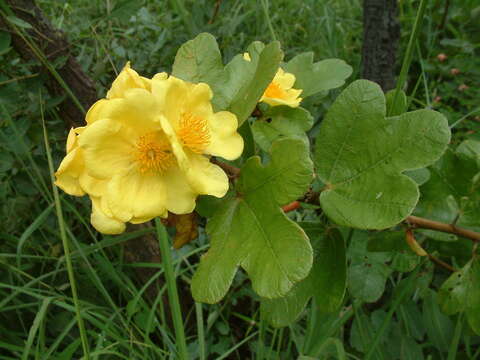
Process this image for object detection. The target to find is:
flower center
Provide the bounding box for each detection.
[135,132,174,174]
[264,82,285,99]
[177,112,210,153]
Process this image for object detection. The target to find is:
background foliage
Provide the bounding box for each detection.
[1,0,480,359]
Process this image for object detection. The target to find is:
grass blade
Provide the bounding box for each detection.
[155,218,188,359]
[22,297,53,360]
[41,97,90,359]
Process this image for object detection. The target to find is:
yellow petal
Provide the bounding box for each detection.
[86,99,109,124]
[79,118,135,179]
[243,52,251,61]
[163,165,197,214]
[260,68,302,108]
[152,76,188,127]
[66,128,77,153]
[130,216,156,224]
[204,111,244,160]
[274,68,296,88]
[159,114,189,165]
[152,72,168,81]
[261,93,302,108]
[54,147,85,196]
[90,196,126,234]
[106,62,149,99]
[79,172,107,197]
[185,153,229,198]
[159,115,228,198]
[184,82,213,119]
[106,170,168,222]
[94,89,161,134]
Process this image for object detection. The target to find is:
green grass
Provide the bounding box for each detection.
[1,0,480,358]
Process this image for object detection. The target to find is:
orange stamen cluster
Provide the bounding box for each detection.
[135,132,173,174]
[178,112,210,153]
[264,82,285,99]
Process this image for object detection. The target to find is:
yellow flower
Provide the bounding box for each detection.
[243,52,302,108]
[54,63,243,234]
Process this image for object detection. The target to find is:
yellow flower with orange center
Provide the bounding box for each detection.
[243,52,302,108]
[55,63,243,234]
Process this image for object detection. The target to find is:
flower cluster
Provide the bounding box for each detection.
[55,63,243,234]
[243,53,302,108]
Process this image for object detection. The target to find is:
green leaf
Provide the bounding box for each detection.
[223,41,282,125]
[467,305,480,335]
[195,194,224,218]
[237,138,314,205]
[385,89,407,116]
[348,231,391,303]
[439,258,480,333]
[457,139,480,168]
[404,168,430,186]
[284,53,352,98]
[261,226,346,327]
[0,32,11,55]
[367,231,419,272]
[315,80,450,229]
[109,0,143,20]
[192,139,314,303]
[399,301,426,341]
[172,33,224,91]
[252,106,313,152]
[415,144,480,238]
[172,34,282,126]
[6,16,32,29]
[0,151,14,172]
[237,120,256,159]
[422,289,454,352]
[400,336,424,360]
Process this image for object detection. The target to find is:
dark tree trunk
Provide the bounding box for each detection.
[361,0,400,91]
[0,0,97,127]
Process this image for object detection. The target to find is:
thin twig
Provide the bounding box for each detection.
[0,73,38,86]
[438,0,450,30]
[211,158,240,179]
[428,253,456,272]
[208,0,222,24]
[407,216,480,243]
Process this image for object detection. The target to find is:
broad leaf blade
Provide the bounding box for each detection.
[172,33,224,86]
[284,52,352,98]
[224,41,283,125]
[238,138,314,206]
[348,233,391,303]
[172,35,282,126]
[438,257,480,334]
[192,139,314,303]
[315,80,450,229]
[261,226,346,327]
[252,106,313,152]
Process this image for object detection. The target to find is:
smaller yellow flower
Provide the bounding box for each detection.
[243,52,302,108]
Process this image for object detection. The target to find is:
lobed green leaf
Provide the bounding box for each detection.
[284,52,352,98]
[261,225,346,327]
[191,138,314,303]
[172,33,282,126]
[315,80,451,230]
[251,106,313,152]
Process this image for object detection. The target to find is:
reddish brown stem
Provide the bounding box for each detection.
[282,201,301,213]
[427,254,456,272]
[407,216,480,243]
